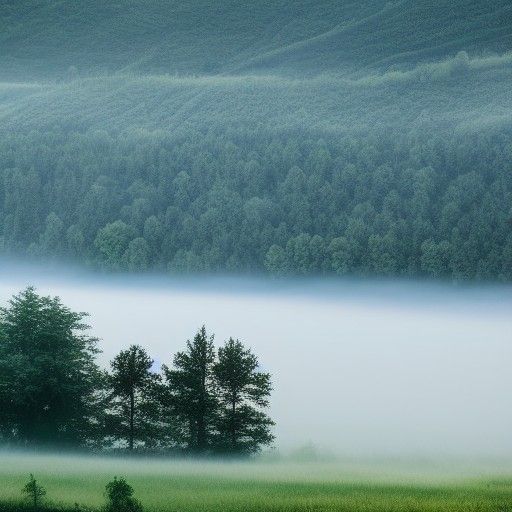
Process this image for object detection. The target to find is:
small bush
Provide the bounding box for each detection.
[104,477,142,512]
[22,474,46,509]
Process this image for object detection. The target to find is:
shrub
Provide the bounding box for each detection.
[22,474,46,510]
[104,477,142,512]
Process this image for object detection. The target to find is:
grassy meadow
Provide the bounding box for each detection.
[0,453,510,511]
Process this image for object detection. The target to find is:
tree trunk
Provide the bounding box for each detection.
[197,360,206,451]
[231,395,236,450]
[129,390,134,450]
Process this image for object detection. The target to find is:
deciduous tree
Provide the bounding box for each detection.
[0,287,102,446]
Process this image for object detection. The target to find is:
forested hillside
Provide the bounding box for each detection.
[0,0,511,280]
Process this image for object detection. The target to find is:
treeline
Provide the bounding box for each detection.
[0,288,274,455]
[0,124,511,281]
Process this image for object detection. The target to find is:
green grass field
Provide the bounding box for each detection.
[0,453,510,511]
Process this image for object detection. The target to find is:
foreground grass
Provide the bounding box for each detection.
[0,454,511,511]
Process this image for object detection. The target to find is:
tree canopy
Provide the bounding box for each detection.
[1,126,510,281]
[0,287,101,446]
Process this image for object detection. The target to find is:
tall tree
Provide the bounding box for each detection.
[213,338,274,454]
[0,287,102,446]
[106,345,161,450]
[162,326,216,453]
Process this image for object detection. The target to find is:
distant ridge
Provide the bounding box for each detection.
[0,0,510,80]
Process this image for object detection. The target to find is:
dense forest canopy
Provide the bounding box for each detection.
[0,0,511,280]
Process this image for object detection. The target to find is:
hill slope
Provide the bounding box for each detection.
[0,1,511,280]
[0,0,510,80]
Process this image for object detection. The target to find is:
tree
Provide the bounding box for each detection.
[0,288,102,446]
[66,224,85,257]
[420,239,452,277]
[39,212,64,255]
[143,215,163,257]
[264,244,287,275]
[94,220,135,269]
[105,345,161,450]
[213,338,274,454]
[162,326,216,453]
[104,477,142,512]
[22,474,46,510]
[124,237,150,271]
[328,236,352,275]
[285,233,313,274]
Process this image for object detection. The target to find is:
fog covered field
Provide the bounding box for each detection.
[1,263,511,457]
[0,452,511,511]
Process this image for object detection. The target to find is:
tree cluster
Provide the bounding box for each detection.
[0,288,274,455]
[0,124,510,281]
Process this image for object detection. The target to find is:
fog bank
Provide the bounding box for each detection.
[0,264,511,457]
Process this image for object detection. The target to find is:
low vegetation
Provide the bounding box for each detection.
[0,456,510,512]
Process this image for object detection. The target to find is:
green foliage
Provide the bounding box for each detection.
[162,327,217,453]
[0,288,273,452]
[104,477,142,512]
[162,328,274,455]
[213,338,274,454]
[1,123,511,280]
[0,3,511,281]
[105,346,162,450]
[94,221,137,270]
[0,456,510,512]
[21,474,46,509]
[0,288,102,446]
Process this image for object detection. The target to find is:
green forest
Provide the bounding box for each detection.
[1,123,511,280]
[0,0,511,281]
[0,288,274,455]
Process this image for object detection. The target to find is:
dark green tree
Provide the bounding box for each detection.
[162,326,216,453]
[105,345,161,450]
[213,338,274,454]
[0,287,102,446]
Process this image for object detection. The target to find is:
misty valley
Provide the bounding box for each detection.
[1,0,512,510]
[0,269,511,511]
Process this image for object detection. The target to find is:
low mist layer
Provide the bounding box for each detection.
[1,265,510,457]
[1,452,511,512]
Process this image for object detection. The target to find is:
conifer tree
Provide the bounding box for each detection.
[162,326,217,453]
[213,338,274,454]
[106,345,161,450]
